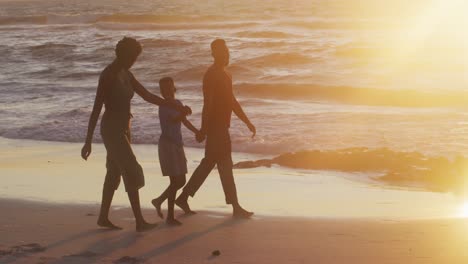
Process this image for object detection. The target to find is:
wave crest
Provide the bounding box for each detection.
[233,53,315,67]
[234,148,468,193]
[0,14,258,30]
[140,38,191,48]
[235,30,298,39]
[234,83,468,108]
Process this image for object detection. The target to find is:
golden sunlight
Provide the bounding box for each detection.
[388,0,468,66]
[3,0,468,262]
[458,202,468,218]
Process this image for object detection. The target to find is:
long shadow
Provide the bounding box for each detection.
[47,228,117,249]
[138,217,244,261]
[0,229,115,264]
[49,230,142,264]
[1,215,244,263]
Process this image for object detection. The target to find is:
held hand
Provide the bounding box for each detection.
[196,131,206,143]
[247,122,256,138]
[183,105,192,116]
[81,142,92,160]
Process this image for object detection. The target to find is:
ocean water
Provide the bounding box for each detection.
[1,0,468,160]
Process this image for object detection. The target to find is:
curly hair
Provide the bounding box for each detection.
[115,37,142,59]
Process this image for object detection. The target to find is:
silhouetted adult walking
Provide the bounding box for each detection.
[176,39,255,218]
[81,37,190,231]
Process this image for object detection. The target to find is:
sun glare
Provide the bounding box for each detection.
[388,0,468,63]
[366,0,468,90]
[458,202,468,218]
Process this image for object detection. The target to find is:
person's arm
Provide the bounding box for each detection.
[81,71,109,160]
[170,114,200,135]
[171,100,200,135]
[129,72,192,115]
[182,118,200,135]
[233,96,256,138]
[130,72,165,105]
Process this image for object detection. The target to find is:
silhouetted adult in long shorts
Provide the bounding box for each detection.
[176,39,256,218]
[81,37,191,231]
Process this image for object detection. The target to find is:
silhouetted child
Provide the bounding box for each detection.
[152,77,200,226]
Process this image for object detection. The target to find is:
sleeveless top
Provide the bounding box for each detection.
[102,69,135,132]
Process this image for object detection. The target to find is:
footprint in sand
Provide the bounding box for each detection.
[0,243,46,257]
[63,250,99,258]
[37,256,57,264]
[114,256,144,264]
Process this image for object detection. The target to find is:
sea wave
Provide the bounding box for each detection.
[232,53,316,67]
[98,14,226,24]
[140,38,191,48]
[283,19,398,30]
[0,14,257,29]
[95,21,257,31]
[48,108,90,119]
[174,64,254,82]
[29,42,77,61]
[335,44,382,58]
[61,71,100,79]
[234,148,468,193]
[31,43,76,50]
[233,83,468,108]
[234,30,298,39]
[0,15,47,25]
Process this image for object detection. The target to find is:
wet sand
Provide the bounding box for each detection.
[1,198,468,263]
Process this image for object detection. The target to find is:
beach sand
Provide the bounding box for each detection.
[1,137,468,263]
[2,199,468,263]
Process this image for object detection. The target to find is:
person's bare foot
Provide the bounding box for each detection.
[151,198,164,219]
[136,222,158,232]
[166,218,183,226]
[97,218,122,230]
[175,197,197,215]
[233,207,254,219]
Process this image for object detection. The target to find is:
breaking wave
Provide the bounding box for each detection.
[234,148,468,193]
[0,14,258,30]
[233,83,468,108]
[233,53,316,67]
[235,30,298,39]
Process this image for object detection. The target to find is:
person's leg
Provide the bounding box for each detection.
[97,186,121,229]
[217,157,253,218]
[97,156,122,229]
[167,176,186,226]
[153,140,170,218]
[152,186,170,219]
[127,190,158,232]
[116,131,156,232]
[176,158,216,213]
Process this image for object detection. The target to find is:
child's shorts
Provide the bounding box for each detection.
[158,138,188,177]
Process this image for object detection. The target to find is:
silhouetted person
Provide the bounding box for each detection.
[81,37,190,232]
[175,39,256,219]
[151,77,201,226]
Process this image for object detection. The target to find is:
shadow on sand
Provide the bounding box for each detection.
[12,214,246,264]
[137,217,244,261]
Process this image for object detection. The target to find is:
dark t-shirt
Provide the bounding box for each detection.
[159,99,183,146]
